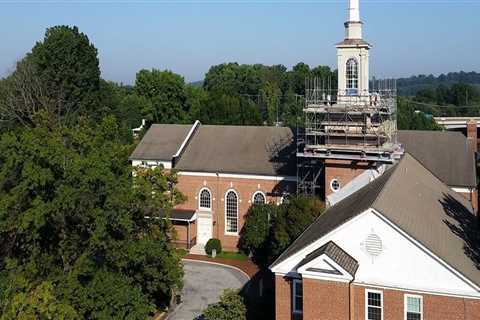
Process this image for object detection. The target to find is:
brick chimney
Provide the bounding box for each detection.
[467,120,477,154]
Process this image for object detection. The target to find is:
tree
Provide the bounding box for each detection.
[203,289,247,320]
[260,81,281,125]
[29,25,101,122]
[0,115,184,316]
[135,69,188,123]
[239,195,324,267]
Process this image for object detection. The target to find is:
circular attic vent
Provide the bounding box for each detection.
[365,233,383,257]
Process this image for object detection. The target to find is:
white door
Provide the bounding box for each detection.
[197,215,212,245]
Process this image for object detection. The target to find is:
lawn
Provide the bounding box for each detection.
[216,251,249,261]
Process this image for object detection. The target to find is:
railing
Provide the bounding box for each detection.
[172,237,197,250]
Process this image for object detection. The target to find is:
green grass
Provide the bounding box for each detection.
[176,248,188,258]
[216,251,249,261]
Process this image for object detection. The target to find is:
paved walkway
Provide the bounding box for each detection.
[184,254,259,278]
[167,260,249,320]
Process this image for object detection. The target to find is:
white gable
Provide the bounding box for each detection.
[272,208,480,298]
[297,254,353,283]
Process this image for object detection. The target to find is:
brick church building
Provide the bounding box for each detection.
[130,0,480,318]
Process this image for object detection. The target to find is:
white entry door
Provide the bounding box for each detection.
[197,214,212,245]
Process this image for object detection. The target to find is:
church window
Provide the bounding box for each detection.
[199,188,211,210]
[253,191,266,205]
[225,190,238,234]
[346,58,359,95]
[292,279,303,314]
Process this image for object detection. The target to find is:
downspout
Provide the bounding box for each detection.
[349,277,355,320]
[216,172,220,239]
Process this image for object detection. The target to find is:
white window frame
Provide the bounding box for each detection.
[365,289,383,320]
[346,57,359,93]
[292,279,303,314]
[404,294,423,320]
[198,187,212,211]
[224,189,239,235]
[330,178,341,192]
[252,191,266,205]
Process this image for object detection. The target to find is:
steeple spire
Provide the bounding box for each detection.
[344,0,363,40]
[348,0,360,22]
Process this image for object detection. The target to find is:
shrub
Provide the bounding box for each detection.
[203,289,246,320]
[205,238,222,256]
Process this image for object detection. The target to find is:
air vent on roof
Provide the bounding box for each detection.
[365,233,383,257]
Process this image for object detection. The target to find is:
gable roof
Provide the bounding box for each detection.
[129,124,192,161]
[398,130,476,187]
[298,241,359,276]
[272,153,480,289]
[175,125,296,176]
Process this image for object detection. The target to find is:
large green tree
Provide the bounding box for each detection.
[29,25,101,122]
[135,69,188,123]
[0,115,184,318]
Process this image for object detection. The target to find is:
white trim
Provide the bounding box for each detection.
[297,254,353,282]
[292,279,303,314]
[252,191,266,205]
[365,289,383,320]
[270,209,371,273]
[178,171,297,182]
[451,187,471,193]
[353,282,480,300]
[371,208,480,293]
[198,187,212,211]
[404,294,423,320]
[172,120,200,158]
[224,189,239,236]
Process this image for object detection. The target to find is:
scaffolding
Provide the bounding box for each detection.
[297,78,404,196]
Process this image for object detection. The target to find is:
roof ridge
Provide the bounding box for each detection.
[371,156,404,208]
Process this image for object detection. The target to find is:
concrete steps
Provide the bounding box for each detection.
[189,244,206,256]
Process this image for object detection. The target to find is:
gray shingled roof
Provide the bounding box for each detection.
[398,130,477,187]
[336,38,371,48]
[298,241,359,276]
[129,124,192,161]
[272,153,480,288]
[175,125,296,176]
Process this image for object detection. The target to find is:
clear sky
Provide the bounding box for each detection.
[1,0,479,84]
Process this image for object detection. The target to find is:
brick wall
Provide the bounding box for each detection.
[303,278,350,320]
[352,285,480,320]
[275,275,292,320]
[275,277,480,320]
[324,159,374,197]
[175,174,294,251]
[171,221,196,249]
[456,189,478,215]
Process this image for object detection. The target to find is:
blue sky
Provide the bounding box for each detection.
[1,0,479,84]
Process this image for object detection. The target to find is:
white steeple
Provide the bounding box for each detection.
[337,0,371,97]
[348,0,360,22]
[345,0,363,39]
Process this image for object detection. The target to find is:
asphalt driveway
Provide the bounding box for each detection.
[168,260,249,320]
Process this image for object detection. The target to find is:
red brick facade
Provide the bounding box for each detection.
[324,159,374,197]
[275,278,480,320]
[175,174,294,251]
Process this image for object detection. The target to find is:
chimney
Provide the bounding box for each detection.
[467,119,477,154]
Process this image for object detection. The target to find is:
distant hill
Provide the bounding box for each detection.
[396,71,480,96]
[188,80,204,88]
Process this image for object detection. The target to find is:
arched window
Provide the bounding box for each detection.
[252,191,266,205]
[346,58,358,95]
[199,188,211,210]
[225,190,238,234]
